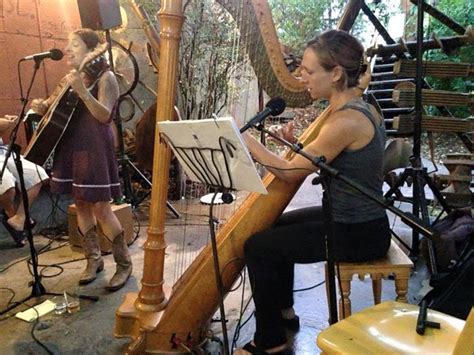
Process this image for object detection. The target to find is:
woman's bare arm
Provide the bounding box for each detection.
[242,111,367,182]
[66,70,119,124]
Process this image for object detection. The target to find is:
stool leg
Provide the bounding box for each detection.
[325,264,330,307]
[395,276,409,303]
[324,264,333,322]
[372,276,382,304]
[325,264,352,321]
[339,278,351,319]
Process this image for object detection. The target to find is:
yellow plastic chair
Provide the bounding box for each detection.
[317,301,474,354]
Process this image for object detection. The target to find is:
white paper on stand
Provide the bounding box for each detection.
[158,117,267,194]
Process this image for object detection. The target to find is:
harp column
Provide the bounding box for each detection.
[136,0,184,312]
[114,2,184,350]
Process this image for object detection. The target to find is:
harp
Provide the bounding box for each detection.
[114,1,362,352]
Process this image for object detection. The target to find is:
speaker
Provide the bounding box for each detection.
[77,0,122,31]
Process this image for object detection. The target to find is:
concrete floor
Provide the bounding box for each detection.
[0,176,429,354]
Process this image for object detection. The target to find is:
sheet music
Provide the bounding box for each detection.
[158,117,267,194]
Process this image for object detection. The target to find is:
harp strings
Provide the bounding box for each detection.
[228,0,243,110]
[168,0,301,285]
[170,181,209,284]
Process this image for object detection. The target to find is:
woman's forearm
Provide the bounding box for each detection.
[0,119,14,133]
[243,133,310,182]
[79,92,112,123]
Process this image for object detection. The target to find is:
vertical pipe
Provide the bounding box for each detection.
[411,0,424,255]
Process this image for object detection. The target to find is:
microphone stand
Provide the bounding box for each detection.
[251,123,438,325]
[0,58,60,316]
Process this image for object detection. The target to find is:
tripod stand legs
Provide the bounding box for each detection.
[113,93,180,218]
[384,166,451,267]
[127,158,180,218]
[118,156,181,218]
[0,146,62,317]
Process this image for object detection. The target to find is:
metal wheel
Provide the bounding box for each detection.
[108,40,139,96]
[117,95,136,123]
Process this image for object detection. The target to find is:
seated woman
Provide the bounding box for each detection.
[236,29,391,354]
[0,115,48,247]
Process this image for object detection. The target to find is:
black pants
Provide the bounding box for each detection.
[244,206,391,348]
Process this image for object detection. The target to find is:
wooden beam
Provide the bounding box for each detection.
[409,0,466,35]
[338,0,364,31]
[393,114,474,134]
[366,30,474,57]
[393,88,474,107]
[393,60,474,78]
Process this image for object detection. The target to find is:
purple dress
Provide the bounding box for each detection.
[50,73,121,202]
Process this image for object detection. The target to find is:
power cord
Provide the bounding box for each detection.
[30,303,54,355]
[230,266,326,349]
[0,288,54,353]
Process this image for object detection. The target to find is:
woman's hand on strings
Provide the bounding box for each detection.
[267,121,296,145]
[0,115,18,133]
[4,115,18,124]
[65,69,89,100]
[30,99,49,116]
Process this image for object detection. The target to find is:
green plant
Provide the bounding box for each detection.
[405,0,474,118]
[268,0,399,55]
[132,0,249,120]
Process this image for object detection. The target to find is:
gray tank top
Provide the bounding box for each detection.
[329,98,386,223]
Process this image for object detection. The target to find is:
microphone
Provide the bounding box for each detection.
[22,48,64,62]
[240,97,286,133]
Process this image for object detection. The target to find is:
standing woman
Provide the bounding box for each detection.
[31,29,132,291]
[236,29,391,354]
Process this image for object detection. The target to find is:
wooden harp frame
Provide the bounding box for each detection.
[114,0,365,352]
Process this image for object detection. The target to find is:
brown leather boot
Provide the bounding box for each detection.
[106,231,132,291]
[79,226,104,285]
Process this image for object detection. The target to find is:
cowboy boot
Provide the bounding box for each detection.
[106,231,132,291]
[79,226,104,285]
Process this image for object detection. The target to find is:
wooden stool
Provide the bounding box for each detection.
[326,240,413,319]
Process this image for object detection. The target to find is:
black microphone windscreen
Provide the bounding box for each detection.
[266,97,286,116]
[50,48,64,61]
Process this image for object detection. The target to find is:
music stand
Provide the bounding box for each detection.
[158,117,267,355]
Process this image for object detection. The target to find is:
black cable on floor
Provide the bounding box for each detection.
[294,279,325,293]
[28,301,54,355]
[230,265,326,350]
[0,292,54,354]
[0,287,16,321]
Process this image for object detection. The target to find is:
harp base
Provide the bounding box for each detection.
[114,292,167,351]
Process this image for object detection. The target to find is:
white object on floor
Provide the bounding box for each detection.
[200,192,236,205]
[15,300,56,322]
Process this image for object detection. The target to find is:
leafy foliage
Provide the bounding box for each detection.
[133,0,401,119]
[268,0,400,55]
[178,1,247,120]
[268,0,347,54]
[405,0,473,118]
[135,0,245,120]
